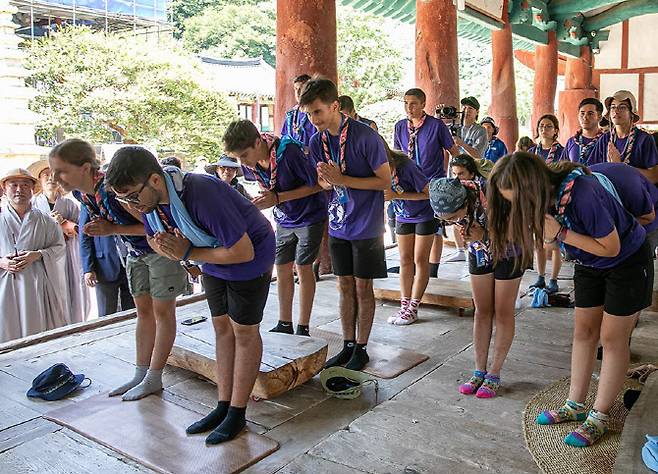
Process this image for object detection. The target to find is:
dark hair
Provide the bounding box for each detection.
[298,77,339,107]
[487,152,588,269]
[404,88,426,103]
[104,146,162,190]
[49,138,100,172]
[516,136,534,152]
[535,114,560,140]
[382,138,409,170]
[160,156,182,169]
[293,74,312,84]
[578,98,604,115]
[338,95,355,113]
[449,153,481,179]
[222,119,260,153]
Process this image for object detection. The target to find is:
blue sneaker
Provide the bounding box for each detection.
[546,279,559,294]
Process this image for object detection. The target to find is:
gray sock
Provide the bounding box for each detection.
[108,366,148,397]
[121,369,163,401]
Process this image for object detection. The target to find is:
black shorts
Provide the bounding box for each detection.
[396,219,439,236]
[574,240,653,316]
[202,272,272,325]
[329,235,387,279]
[469,253,525,280]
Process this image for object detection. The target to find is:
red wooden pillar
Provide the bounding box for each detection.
[415,0,459,111]
[490,0,518,152]
[531,30,558,131]
[557,46,596,143]
[274,0,337,131]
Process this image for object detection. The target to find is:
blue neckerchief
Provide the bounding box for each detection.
[145,168,218,248]
[253,136,304,189]
[591,172,623,205]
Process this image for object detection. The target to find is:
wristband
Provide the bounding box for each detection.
[181,243,194,262]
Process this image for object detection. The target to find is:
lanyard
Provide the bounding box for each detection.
[610,126,637,163]
[576,130,602,164]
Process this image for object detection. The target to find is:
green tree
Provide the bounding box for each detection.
[182,3,276,66]
[25,27,236,161]
[171,0,262,38]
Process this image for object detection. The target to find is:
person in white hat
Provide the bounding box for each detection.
[0,168,68,343]
[29,160,91,324]
[590,90,658,182]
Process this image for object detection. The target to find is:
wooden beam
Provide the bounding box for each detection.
[584,0,658,31]
[558,41,581,58]
[512,23,549,45]
[549,0,620,17]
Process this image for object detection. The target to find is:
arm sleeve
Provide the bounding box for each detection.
[393,122,402,150]
[437,120,455,150]
[78,206,95,274]
[570,182,615,238]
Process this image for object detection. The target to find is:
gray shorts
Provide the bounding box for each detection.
[275,220,325,266]
[126,253,188,300]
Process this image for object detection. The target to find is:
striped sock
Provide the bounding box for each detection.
[536,399,587,425]
[564,410,609,447]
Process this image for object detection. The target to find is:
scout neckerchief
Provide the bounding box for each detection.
[538,141,560,165]
[610,126,638,164]
[553,168,585,230]
[287,106,308,138]
[79,171,118,223]
[252,133,279,191]
[575,129,602,164]
[321,114,350,203]
[156,206,176,233]
[407,113,427,166]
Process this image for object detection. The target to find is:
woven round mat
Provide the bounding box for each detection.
[523,375,643,474]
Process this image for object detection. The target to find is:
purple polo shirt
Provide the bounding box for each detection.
[394,115,454,181]
[528,143,565,163]
[309,119,387,241]
[590,162,658,233]
[560,175,645,269]
[589,129,658,169]
[391,159,434,224]
[143,173,275,281]
[561,135,600,165]
[242,141,327,229]
[281,107,317,147]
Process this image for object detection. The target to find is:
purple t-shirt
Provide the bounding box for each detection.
[562,135,600,165]
[528,143,565,163]
[394,115,454,181]
[281,107,317,147]
[143,173,275,281]
[309,119,387,240]
[590,162,658,233]
[560,175,645,269]
[589,129,658,169]
[242,141,327,228]
[391,159,434,224]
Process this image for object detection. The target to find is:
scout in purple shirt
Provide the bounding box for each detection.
[393,88,461,278]
[224,119,326,338]
[106,147,275,446]
[384,148,436,326]
[339,95,379,132]
[528,114,564,293]
[589,90,658,182]
[561,98,604,166]
[487,154,653,448]
[301,77,391,371]
[49,139,187,404]
[280,74,318,147]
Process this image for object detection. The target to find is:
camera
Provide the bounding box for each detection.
[436,105,463,136]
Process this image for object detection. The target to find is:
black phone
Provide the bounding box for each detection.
[181,316,207,326]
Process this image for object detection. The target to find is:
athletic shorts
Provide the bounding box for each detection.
[275,220,324,266]
[468,252,526,280]
[329,235,387,279]
[395,219,439,236]
[574,240,653,316]
[202,271,272,325]
[126,253,188,300]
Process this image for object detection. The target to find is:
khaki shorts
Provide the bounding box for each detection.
[126,253,188,300]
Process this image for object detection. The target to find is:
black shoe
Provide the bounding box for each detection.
[345,345,369,371]
[596,345,603,361]
[295,325,310,337]
[387,266,400,274]
[325,341,355,368]
[269,321,293,334]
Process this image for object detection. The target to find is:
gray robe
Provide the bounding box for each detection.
[32,194,91,323]
[0,203,68,343]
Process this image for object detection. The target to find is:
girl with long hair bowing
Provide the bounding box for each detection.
[429,175,525,398]
[385,148,436,325]
[487,153,653,447]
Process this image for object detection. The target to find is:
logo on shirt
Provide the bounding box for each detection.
[272,205,287,222]
[328,197,346,230]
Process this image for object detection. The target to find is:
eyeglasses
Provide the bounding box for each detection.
[609,104,630,112]
[115,177,150,205]
[435,213,469,226]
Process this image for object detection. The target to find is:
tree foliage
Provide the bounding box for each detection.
[170,0,261,37]
[24,27,236,161]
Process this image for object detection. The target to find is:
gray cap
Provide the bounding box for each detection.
[429,177,467,215]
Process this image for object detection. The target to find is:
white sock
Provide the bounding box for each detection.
[109,366,148,397]
[121,369,163,401]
